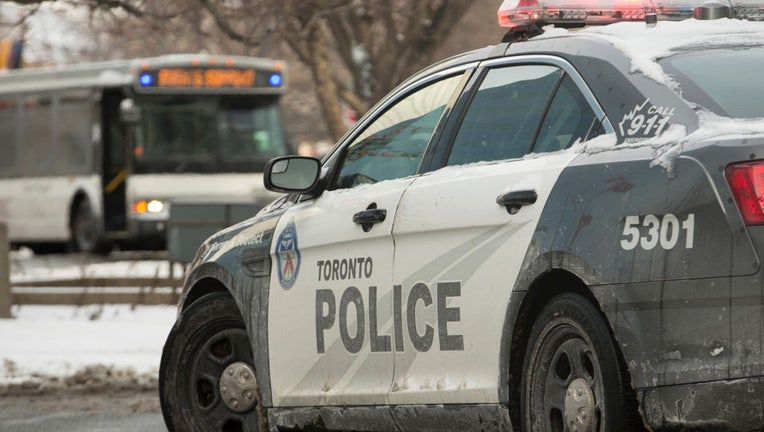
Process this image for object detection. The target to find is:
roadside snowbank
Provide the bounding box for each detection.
[0,304,177,392]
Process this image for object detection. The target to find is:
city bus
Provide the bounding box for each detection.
[0,54,289,253]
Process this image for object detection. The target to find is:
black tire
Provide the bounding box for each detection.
[159,292,266,432]
[521,292,641,432]
[70,198,105,254]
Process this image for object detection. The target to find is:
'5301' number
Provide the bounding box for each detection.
[620,214,695,251]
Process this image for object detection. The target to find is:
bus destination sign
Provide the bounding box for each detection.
[137,67,283,90]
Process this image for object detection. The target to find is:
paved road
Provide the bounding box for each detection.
[0,391,166,432]
[0,411,165,432]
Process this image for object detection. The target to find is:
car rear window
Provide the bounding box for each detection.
[660,48,764,118]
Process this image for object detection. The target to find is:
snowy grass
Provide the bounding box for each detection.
[2,251,180,393]
[0,304,177,392]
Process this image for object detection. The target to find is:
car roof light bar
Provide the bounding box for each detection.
[497,0,764,29]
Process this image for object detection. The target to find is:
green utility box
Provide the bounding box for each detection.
[167,203,262,263]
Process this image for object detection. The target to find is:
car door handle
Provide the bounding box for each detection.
[353,203,387,232]
[496,190,538,215]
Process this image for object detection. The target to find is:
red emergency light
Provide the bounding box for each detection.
[497,0,764,29]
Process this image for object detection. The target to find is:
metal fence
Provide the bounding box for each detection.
[10,274,183,306]
[0,202,261,309]
[0,223,11,317]
[0,224,184,308]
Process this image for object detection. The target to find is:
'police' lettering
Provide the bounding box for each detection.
[369,286,391,352]
[339,286,365,354]
[315,289,335,354]
[407,283,434,352]
[314,282,463,354]
[437,282,464,351]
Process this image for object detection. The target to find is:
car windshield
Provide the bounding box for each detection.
[660,47,764,119]
[134,94,287,173]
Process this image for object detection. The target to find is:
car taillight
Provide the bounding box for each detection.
[726,161,764,225]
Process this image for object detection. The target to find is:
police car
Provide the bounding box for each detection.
[159,1,764,431]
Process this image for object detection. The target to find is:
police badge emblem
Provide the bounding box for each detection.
[275,221,300,289]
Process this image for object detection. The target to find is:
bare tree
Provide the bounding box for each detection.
[63,0,473,140]
[198,1,474,140]
[7,0,496,142]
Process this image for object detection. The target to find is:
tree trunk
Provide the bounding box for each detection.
[306,23,349,142]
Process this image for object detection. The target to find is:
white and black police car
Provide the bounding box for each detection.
[159,1,764,431]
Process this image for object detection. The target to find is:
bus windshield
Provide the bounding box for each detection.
[135,94,287,174]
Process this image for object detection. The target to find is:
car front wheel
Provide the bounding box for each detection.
[159,292,266,432]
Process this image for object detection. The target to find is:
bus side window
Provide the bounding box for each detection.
[21,95,54,175]
[0,97,18,177]
[56,91,93,175]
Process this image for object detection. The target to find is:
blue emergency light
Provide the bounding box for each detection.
[139,73,153,87]
[269,73,283,87]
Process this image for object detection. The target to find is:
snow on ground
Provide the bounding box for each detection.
[0,250,179,391]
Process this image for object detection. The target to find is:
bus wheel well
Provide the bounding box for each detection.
[68,191,90,229]
[68,190,109,253]
[182,278,232,313]
[506,269,604,428]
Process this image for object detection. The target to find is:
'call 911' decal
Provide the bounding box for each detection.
[620,213,695,251]
[619,99,673,142]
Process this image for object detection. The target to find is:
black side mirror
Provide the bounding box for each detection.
[264,156,322,194]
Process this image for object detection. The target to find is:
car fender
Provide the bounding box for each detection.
[177,203,289,408]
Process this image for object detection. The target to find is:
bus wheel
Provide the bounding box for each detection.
[160,292,266,432]
[521,292,640,432]
[70,199,103,253]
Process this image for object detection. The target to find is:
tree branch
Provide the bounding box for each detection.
[76,0,149,18]
[196,0,262,47]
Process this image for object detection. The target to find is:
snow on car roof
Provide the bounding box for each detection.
[537,18,764,85]
[530,18,764,168]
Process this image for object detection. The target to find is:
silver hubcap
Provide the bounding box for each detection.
[219,362,258,412]
[564,377,595,432]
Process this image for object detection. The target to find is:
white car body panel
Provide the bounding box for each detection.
[388,152,577,404]
[268,177,416,406]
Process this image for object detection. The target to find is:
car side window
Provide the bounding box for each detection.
[533,74,600,153]
[335,74,463,189]
[446,65,562,166]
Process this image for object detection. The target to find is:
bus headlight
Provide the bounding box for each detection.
[132,199,166,214]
